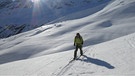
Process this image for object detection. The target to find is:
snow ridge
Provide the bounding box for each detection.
[0,0,135,76]
[0,0,110,38]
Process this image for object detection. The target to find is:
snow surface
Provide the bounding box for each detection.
[0,0,135,76]
[0,0,110,38]
[0,0,110,26]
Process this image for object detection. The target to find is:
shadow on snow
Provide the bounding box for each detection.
[79,55,115,69]
[0,52,31,64]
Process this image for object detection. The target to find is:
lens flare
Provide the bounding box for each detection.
[31,0,40,3]
[31,0,42,25]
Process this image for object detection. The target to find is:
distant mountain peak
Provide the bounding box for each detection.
[0,0,110,38]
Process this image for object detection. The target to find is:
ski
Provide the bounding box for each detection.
[69,55,83,63]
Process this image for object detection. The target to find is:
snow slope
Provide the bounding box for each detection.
[0,0,110,38]
[0,0,135,75]
[0,0,110,25]
[1,28,135,76]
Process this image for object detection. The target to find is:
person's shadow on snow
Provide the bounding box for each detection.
[79,55,115,69]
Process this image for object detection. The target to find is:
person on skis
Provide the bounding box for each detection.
[74,33,84,60]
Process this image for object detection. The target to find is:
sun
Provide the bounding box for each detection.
[31,0,40,3]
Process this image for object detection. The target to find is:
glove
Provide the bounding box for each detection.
[74,43,75,46]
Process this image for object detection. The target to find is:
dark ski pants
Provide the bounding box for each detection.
[74,45,83,59]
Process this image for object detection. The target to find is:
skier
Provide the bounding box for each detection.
[74,33,83,60]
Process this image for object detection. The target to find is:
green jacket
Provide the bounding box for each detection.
[74,36,83,46]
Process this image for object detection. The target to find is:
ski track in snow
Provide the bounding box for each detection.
[52,47,93,76]
[54,59,75,76]
[127,36,135,49]
[60,45,115,76]
[25,53,71,76]
[1,0,135,75]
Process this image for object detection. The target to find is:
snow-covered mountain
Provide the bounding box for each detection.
[1,30,135,76]
[0,0,110,38]
[0,0,135,75]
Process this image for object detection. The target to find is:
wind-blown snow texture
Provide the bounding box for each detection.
[0,0,109,38]
[0,0,109,25]
[0,0,135,76]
